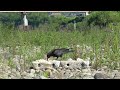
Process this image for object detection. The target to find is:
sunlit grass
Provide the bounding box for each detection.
[0,24,120,70]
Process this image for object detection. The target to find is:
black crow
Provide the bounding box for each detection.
[47,48,74,60]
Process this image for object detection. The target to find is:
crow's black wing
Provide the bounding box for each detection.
[54,49,63,56]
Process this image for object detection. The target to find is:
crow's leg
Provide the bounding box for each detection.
[47,56,50,61]
[59,55,63,60]
[47,57,48,61]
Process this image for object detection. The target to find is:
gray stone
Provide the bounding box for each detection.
[60,60,82,69]
[30,69,36,74]
[32,59,52,70]
[113,72,120,79]
[94,73,104,79]
[94,73,110,79]
[77,58,90,68]
[51,60,60,68]
[82,68,91,73]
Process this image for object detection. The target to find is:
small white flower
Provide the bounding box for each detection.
[76,45,80,47]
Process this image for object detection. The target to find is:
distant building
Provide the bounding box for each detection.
[48,11,90,17]
[48,12,62,16]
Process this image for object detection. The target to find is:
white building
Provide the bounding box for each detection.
[49,11,90,17]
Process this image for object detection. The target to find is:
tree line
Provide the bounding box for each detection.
[0,11,120,31]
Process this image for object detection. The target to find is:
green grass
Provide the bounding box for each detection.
[0,24,120,70]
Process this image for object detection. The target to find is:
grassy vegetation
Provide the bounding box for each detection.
[0,23,120,70]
